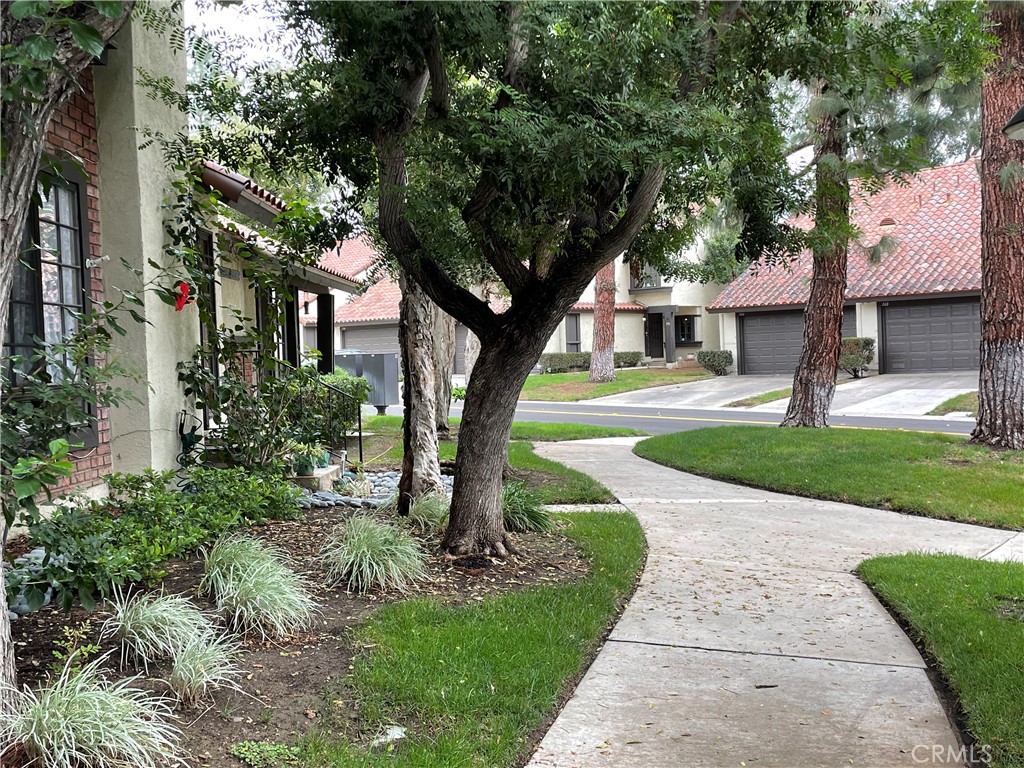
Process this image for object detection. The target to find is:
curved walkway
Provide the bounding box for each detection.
[526,438,1022,768]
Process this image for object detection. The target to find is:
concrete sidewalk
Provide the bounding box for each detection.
[526,438,1022,768]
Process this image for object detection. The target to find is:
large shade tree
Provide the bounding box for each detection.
[250,1,810,556]
[973,3,1024,450]
[780,1,991,428]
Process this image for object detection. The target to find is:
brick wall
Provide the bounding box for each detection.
[44,69,113,492]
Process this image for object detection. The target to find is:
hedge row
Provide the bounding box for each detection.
[539,351,645,373]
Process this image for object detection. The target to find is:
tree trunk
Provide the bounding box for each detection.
[433,308,456,439]
[397,274,446,516]
[589,261,617,383]
[972,5,1024,450]
[462,284,486,381]
[441,331,543,556]
[782,80,849,428]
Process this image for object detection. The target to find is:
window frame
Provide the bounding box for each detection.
[565,312,582,353]
[675,314,701,346]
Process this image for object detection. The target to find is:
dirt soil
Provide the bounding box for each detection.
[8,506,588,767]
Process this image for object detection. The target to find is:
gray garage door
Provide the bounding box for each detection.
[882,299,980,373]
[454,324,469,375]
[341,325,400,354]
[739,307,856,375]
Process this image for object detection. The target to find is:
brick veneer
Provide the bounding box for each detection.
[44,69,112,491]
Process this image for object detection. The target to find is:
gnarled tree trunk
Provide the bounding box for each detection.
[433,308,456,439]
[589,261,616,383]
[440,329,548,556]
[782,80,849,428]
[397,274,446,515]
[972,5,1024,450]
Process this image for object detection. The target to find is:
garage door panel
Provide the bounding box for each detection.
[882,300,979,373]
[739,308,856,375]
[341,325,400,355]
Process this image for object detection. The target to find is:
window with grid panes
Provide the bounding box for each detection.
[4,179,89,380]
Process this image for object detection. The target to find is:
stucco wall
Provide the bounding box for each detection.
[718,313,739,374]
[94,15,192,475]
[544,311,645,355]
[856,302,881,371]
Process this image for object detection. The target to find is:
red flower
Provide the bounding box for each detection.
[174,281,191,311]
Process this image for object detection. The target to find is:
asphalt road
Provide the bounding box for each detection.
[446,400,976,437]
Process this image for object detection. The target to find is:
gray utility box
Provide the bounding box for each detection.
[335,351,400,414]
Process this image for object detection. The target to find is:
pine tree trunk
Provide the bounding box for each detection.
[589,261,616,383]
[782,80,849,428]
[433,308,456,440]
[972,5,1024,450]
[441,332,541,556]
[397,274,445,515]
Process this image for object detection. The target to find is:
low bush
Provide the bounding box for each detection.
[839,337,876,378]
[320,516,426,594]
[100,590,215,671]
[538,351,647,373]
[502,482,554,533]
[407,491,450,533]
[169,635,242,708]
[1,654,183,768]
[201,536,318,639]
[12,467,303,612]
[697,350,733,376]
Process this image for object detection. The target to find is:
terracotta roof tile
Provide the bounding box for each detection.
[318,234,380,283]
[332,277,402,324]
[707,161,981,311]
[571,301,648,312]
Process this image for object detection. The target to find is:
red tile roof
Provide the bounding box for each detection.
[707,161,981,312]
[318,234,380,283]
[571,301,648,312]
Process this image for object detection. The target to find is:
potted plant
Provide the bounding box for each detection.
[288,441,325,476]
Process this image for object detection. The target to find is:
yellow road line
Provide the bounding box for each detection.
[513,407,967,437]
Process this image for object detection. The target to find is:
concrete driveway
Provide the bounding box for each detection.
[591,371,977,418]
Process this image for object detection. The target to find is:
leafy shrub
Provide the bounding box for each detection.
[1,654,183,768]
[320,516,426,593]
[11,467,303,613]
[201,536,318,639]
[100,590,215,671]
[407,491,450,533]
[231,741,301,768]
[614,351,645,368]
[451,386,467,401]
[839,337,876,378]
[697,350,733,376]
[538,351,646,373]
[501,482,553,533]
[169,635,242,708]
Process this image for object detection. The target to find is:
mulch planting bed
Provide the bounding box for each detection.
[9,506,588,767]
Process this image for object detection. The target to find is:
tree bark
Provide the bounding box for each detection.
[440,329,547,556]
[588,261,617,383]
[397,274,446,516]
[0,543,14,716]
[972,5,1024,450]
[433,307,456,439]
[782,80,849,428]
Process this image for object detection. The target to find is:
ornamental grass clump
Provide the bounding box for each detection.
[100,590,216,671]
[502,481,554,533]
[168,635,242,708]
[320,515,426,594]
[1,654,183,768]
[407,490,450,533]
[200,535,318,639]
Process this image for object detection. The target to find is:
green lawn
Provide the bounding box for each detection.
[519,368,711,402]
[634,427,1024,529]
[859,554,1024,768]
[725,387,792,407]
[361,416,638,504]
[929,391,979,417]
[295,511,646,767]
